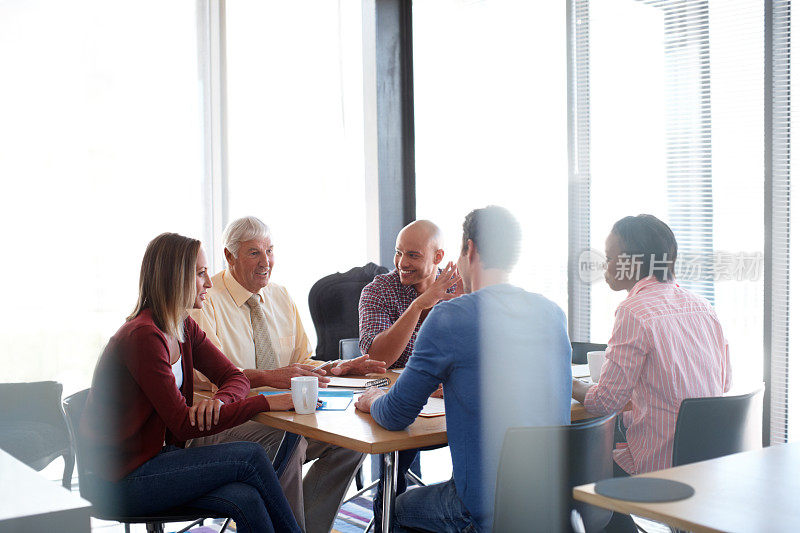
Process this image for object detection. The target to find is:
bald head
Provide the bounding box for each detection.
[394,220,444,289]
[398,220,442,250]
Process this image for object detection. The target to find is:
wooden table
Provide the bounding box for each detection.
[251,371,449,533]
[573,442,800,533]
[201,369,594,531]
[0,448,91,532]
[199,370,446,532]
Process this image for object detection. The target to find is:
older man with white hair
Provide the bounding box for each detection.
[188,216,384,533]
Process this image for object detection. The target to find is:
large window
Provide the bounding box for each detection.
[413,0,568,309]
[0,1,205,393]
[225,0,368,344]
[578,0,765,392]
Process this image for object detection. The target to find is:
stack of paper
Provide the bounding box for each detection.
[419,397,445,418]
[571,364,590,379]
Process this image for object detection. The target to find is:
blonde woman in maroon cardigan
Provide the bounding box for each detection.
[80,233,300,533]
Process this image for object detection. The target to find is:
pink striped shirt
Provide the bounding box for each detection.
[584,277,731,474]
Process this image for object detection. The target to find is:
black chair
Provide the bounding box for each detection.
[672,385,764,467]
[308,262,388,361]
[63,389,231,533]
[339,338,368,492]
[339,337,361,359]
[570,342,607,365]
[0,381,74,489]
[493,413,617,533]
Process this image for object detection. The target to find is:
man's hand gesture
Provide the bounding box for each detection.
[329,355,387,376]
[263,364,331,389]
[413,261,462,311]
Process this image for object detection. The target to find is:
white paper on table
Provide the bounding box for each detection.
[327,376,389,389]
[571,364,590,379]
[419,396,445,418]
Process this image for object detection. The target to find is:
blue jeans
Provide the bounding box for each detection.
[393,479,478,533]
[83,442,300,533]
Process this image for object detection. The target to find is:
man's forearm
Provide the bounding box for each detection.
[367,301,423,366]
[372,367,438,430]
[243,368,273,388]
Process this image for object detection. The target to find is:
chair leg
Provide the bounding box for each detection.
[62,451,75,489]
[146,522,165,533]
[343,478,379,505]
[405,470,425,487]
[175,518,205,533]
[220,517,232,532]
[355,465,364,491]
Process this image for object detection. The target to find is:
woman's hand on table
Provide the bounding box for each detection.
[572,378,592,403]
[355,387,386,413]
[189,398,223,431]
[264,393,294,411]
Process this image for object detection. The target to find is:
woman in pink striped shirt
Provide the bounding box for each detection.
[572,215,731,532]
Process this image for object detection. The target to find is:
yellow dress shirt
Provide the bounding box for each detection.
[191,270,314,388]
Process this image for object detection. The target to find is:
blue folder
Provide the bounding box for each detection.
[259,390,354,411]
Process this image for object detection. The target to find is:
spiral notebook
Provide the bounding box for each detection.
[326,376,390,389]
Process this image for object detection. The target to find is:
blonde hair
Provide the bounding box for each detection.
[128,233,201,342]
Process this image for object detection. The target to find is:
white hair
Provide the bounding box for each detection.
[223,216,271,257]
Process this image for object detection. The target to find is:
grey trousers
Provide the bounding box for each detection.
[187,421,364,533]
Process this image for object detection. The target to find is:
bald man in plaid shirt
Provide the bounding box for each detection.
[359,220,461,368]
[358,219,460,531]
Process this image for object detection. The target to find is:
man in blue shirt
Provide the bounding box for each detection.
[356,206,572,532]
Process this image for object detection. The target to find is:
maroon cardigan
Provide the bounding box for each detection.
[80,309,269,481]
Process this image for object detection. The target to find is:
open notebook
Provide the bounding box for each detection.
[327,376,390,389]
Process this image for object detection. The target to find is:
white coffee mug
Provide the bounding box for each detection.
[587,350,607,383]
[291,376,319,415]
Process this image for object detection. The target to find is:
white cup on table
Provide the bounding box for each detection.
[587,350,607,383]
[291,376,319,414]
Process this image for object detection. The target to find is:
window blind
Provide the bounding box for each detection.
[767,0,791,445]
[660,0,715,303]
[568,0,592,342]
[570,0,769,425]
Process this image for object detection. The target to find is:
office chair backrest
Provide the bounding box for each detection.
[64,388,230,532]
[493,414,616,533]
[339,338,361,360]
[62,389,91,497]
[672,384,764,467]
[570,342,607,365]
[0,380,73,487]
[308,262,388,360]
